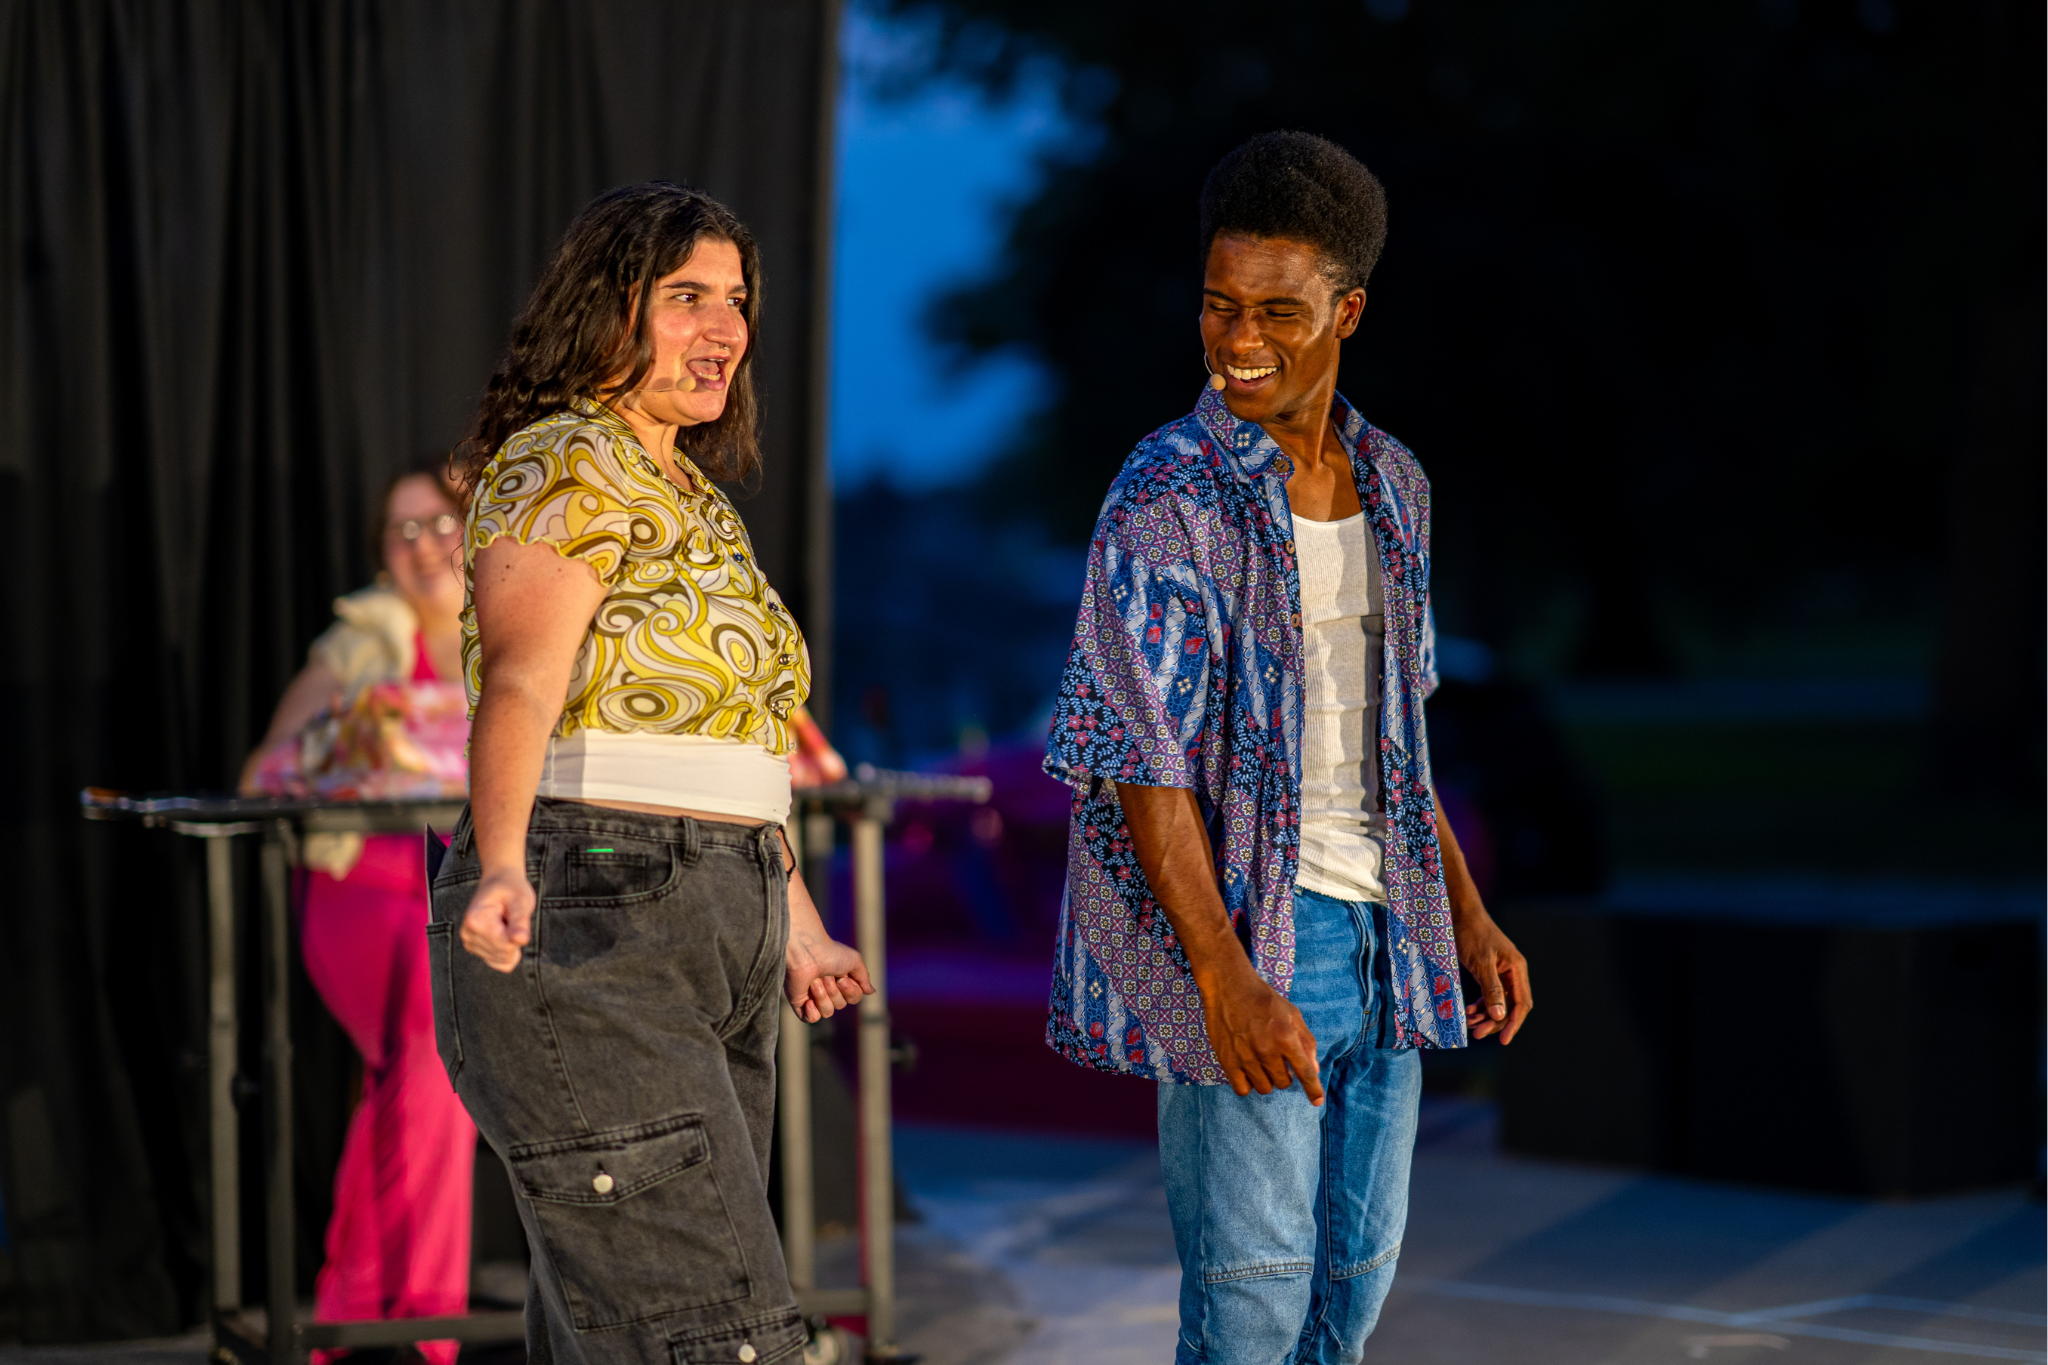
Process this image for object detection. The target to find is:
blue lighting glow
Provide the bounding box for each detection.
[829,8,1077,491]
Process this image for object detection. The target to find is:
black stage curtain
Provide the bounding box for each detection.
[0,0,836,1340]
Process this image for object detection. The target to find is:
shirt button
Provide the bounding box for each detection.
[592,1173,614,1195]
[738,1346,757,1363]
[1285,540,1295,554]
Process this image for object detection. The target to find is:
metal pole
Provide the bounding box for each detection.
[778,810,816,1293]
[206,835,242,1314]
[777,1010,814,1290]
[802,0,843,731]
[260,826,299,1365]
[852,806,895,1356]
[804,812,835,879]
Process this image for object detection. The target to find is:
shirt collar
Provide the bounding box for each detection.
[1193,385,1365,479]
[570,397,709,495]
[573,396,639,442]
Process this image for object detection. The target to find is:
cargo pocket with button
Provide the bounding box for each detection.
[508,1113,747,1328]
[668,1308,806,1365]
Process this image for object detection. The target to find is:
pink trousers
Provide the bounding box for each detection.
[301,834,476,1365]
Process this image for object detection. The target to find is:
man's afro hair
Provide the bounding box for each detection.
[1199,131,1388,293]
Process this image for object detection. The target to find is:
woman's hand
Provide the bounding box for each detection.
[782,845,873,1021]
[461,867,536,972]
[785,927,873,1022]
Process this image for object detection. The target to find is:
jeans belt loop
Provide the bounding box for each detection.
[679,813,701,865]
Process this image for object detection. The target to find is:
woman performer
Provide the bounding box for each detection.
[430,182,871,1365]
[242,461,476,1364]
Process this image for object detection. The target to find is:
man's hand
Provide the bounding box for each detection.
[786,928,873,1023]
[1199,961,1325,1103]
[1117,781,1325,1105]
[1452,906,1532,1043]
[461,867,536,973]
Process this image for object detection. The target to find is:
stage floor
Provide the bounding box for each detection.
[4,1100,2040,1365]
[880,1099,2044,1365]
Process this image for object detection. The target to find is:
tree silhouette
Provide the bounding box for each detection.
[876,0,2040,791]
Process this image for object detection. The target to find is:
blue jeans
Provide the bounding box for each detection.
[1159,888,1423,1365]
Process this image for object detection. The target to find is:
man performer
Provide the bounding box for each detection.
[1042,130,1534,1364]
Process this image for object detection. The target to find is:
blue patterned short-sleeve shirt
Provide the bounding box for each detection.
[1043,387,1467,1084]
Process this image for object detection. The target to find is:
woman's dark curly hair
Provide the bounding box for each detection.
[458,181,763,488]
[1199,131,1388,294]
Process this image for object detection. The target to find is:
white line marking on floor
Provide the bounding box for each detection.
[1735,1295,2048,1329]
[1399,1278,2047,1362]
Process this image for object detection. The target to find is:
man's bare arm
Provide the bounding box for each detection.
[1435,796,1533,1043]
[1116,782,1324,1103]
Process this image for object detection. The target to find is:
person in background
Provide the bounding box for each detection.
[1042,132,1533,1364]
[786,706,848,789]
[242,457,476,1364]
[436,181,870,1365]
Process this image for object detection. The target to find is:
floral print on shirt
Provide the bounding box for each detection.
[1043,387,1465,1085]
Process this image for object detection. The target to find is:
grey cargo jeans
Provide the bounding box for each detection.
[428,798,802,1365]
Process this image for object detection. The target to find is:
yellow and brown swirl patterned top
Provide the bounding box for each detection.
[461,401,809,754]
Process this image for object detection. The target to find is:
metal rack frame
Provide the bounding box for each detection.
[777,772,990,1358]
[80,770,987,1365]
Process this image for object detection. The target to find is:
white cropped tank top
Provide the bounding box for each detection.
[535,731,792,825]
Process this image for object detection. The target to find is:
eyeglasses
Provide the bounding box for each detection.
[387,513,461,543]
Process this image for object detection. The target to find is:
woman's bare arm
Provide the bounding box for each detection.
[237,659,342,793]
[460,538,607,971]
[780,829,873,1022]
